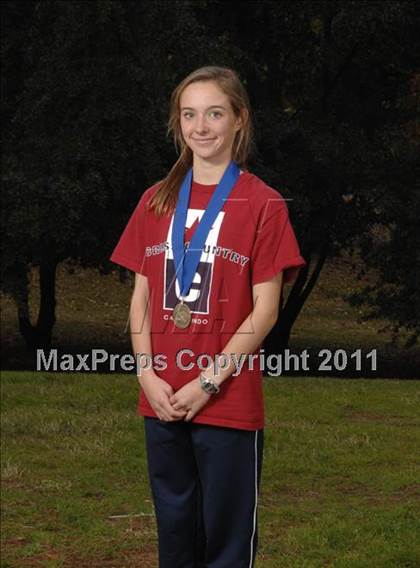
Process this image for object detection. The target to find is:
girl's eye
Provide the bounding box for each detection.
[182,111,223,119]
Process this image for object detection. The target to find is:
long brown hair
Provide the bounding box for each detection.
[148,66,254,217]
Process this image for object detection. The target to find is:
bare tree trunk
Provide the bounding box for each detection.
[17,259,58,349]
[263,244,329,355]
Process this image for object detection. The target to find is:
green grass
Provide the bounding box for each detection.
[1,372,419,567]
[1,252,420,565]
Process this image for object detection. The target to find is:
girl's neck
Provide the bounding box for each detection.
[192,155,234,185]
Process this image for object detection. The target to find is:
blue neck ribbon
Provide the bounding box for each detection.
[172,160,240,299]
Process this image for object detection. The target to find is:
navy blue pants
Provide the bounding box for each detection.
[144,417,264,568]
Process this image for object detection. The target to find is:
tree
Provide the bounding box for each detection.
[196,0,420,350]
[2,0,418,352]
[1,0,216,347]
[347,73,420,347]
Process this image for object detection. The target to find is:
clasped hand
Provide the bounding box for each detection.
[141,374,211,423]
[169,377,211,422]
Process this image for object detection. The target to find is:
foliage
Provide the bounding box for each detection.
[1,0,419,346]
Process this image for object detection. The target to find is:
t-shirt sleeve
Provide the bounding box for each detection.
[251,198,306,286]
[109,192,149,275]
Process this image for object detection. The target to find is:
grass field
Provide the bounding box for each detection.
[1,252,420,566]
[1,373,419,567]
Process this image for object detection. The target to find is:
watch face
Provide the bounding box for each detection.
[202,381,213,393]
[200,375,218,394]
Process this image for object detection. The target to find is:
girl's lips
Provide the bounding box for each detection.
[193,138,216,144]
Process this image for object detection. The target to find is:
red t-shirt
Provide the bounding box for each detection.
[110,170,306,430]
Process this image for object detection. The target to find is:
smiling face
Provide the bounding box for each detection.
[179,80,242,166]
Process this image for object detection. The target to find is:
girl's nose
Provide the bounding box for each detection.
[195,114,209,133]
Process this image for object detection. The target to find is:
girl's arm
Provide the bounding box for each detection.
[130,273,153,379]
[215,272,283,384]
[197,270,284,386]
[130,273,187,421]
[170,271,284,420]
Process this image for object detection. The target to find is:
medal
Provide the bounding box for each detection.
[172,299,191,328]
[171,160,240,328]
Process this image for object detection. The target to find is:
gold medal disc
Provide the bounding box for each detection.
[173,302,192,328]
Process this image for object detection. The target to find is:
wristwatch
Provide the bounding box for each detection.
[199,373,221,395]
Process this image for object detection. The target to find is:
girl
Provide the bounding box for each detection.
[110,66,306,568]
